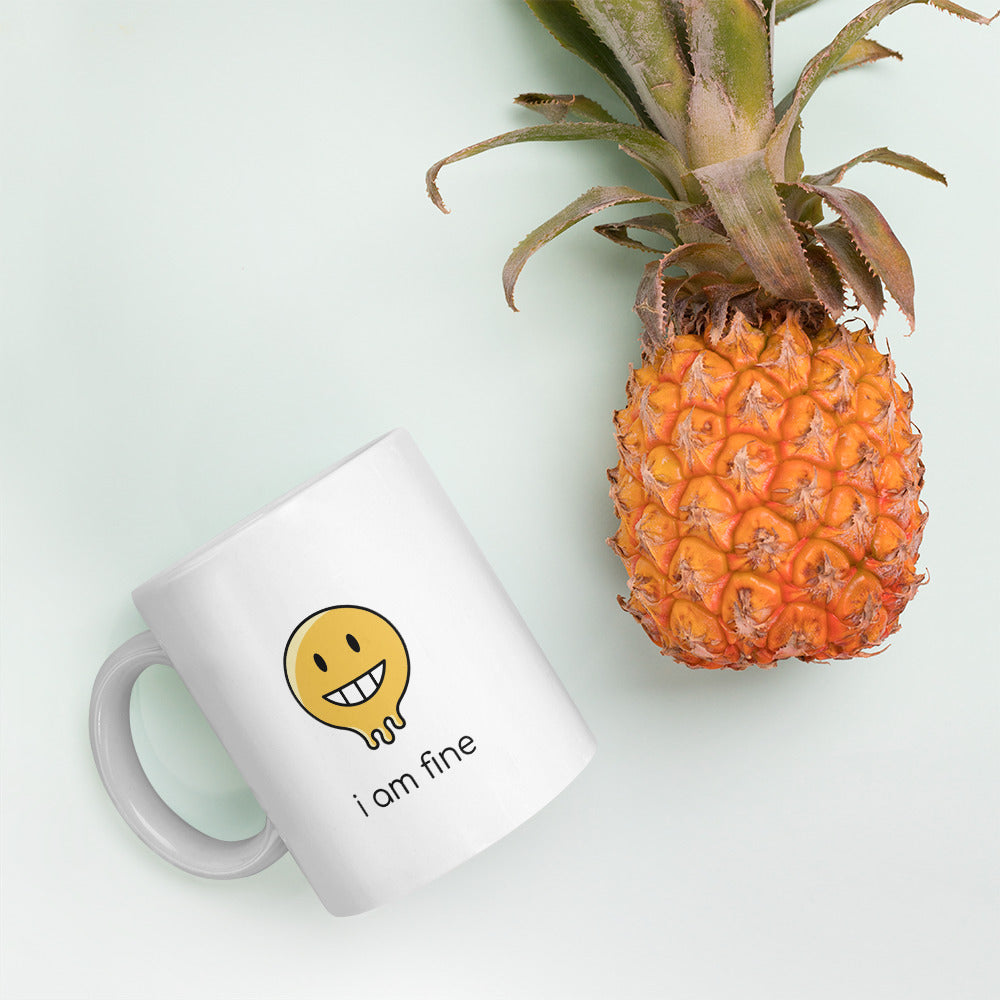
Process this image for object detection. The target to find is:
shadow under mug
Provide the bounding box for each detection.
[90,429,596,915]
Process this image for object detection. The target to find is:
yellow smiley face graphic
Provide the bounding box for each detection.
[284,606,410,749]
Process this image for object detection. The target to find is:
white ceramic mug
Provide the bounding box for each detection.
[90,429,596,916]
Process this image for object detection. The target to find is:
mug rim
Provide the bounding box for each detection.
[132,428,405,599]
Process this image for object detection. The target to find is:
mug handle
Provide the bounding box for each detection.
[89,631,287,879]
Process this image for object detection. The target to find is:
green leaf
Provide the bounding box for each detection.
[783,118,806,181]
[693,150,816,300]
[676,203,727,245]
[594,213,680,253]
[803,146,946,187]
[571,0,693,156]
[804,241,846,317]
[779,181,824,225]
[502,186,688,309]
[658,241,747,276]
[802,184,913,326]
[767,0,996,180]
[514,93,619,124]
[813,221,886,322]
[661,0,693,62]
[681,0,775,167]
[829,37,903,73]
[776,0,824,21]
[635,256,674,348]
[426,121,687,211]
[523,0,656,129]
[634,252,756,348]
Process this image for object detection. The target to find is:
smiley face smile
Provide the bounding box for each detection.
[323,659,386,707]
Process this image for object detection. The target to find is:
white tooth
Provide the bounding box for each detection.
[323,661,386,707]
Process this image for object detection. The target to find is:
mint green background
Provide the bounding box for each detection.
[2,2,997,998]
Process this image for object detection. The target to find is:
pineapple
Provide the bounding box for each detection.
[427,0,995,668]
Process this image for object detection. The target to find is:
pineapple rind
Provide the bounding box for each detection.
[609,308,926,669]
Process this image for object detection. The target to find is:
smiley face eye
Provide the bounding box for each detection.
[313,653,328,671]
[346,633,361,653]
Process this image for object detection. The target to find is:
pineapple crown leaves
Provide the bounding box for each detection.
[427,0,996,336]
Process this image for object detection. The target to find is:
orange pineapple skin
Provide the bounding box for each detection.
[608,310,927,669]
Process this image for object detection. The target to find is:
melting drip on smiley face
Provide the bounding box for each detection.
[284,606,410,749]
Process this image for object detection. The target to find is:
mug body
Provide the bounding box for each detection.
[132,430,595,915]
